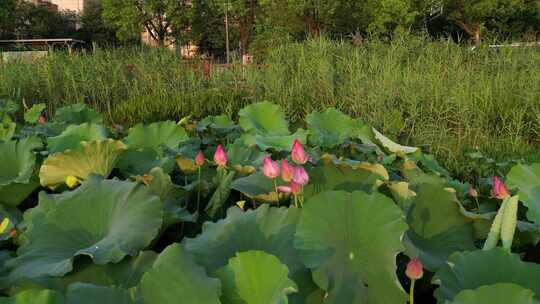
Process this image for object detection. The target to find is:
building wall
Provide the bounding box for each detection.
[49,0,97,14]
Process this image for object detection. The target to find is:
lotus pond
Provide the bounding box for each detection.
[0,100,540,303]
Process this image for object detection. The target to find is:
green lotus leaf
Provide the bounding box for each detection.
[386,181,416,210]
[5,176,162,283]
[450,283,537,304]
[294,190,408,304]
[117,148,174,177]
[134,167,195,227]
[39,139,126,189]
[231,172,288,203]
[506,164,540,227]
[216,250,297,304]
[24,103,46,124]
[54,103,103,125]
[239,101,290,135]
[139,243,221,304]
[227,139,265,174]
[183,205,318,303]
[241,129,308,151]
[404,184,476,271]
[0,100,19,122]
[303,163,383,200]
[65,283,133,304]
[401,160,446,187]
[199,115,237,131]
[306,108,355,148]
[11,251,157,293]
[0,289,64,304]
[433,248,540,302]
[0,122,15,142]
[124,121,188,152]
[47,123,108,154]
[0,137,42,207]
[206,168,236,218]
[373,128,418,154]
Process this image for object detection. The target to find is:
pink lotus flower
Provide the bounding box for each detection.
[290,181,301,194]
[281,160,294,182]
[277,185,292,193]
[492,176,510,199]
[195,150,205,166]
[263,156,280,179]
[213,144,228,167]
[293,166,309,186]
[37,115,46,125]
[291,139,308,165]
[405,258,423,280]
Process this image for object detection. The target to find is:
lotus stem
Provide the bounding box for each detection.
[409,279,416,304]
[273,179,279,207]
[197,166,202,211]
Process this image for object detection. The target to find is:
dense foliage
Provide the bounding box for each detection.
[0,100,539,303]
[2,38,539,177]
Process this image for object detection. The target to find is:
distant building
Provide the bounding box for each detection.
[30,0,59,11]
[49,0,97,14]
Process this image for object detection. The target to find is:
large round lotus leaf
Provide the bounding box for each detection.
[506,164,540,227]
[433,248,540,302]
[306,108,355,148]
[0,137,42,186]
[10,251,157,293]
[47,123,107,154]
[65,283,133,304]
[303,163,384,200]
[0,137,42,207]
[227,139,265,174]
[39,139,126,189]
[0,289,64,304]
[450,283,537,304]
[239,101,290,135]
[183,205,318,303]
[294,190,408,304]
[54,103,103,125]
[404,184,476,271]
[5,176,162,283]
[124,121,188,151]
[241,129,308,151]
[139,244,221,304]
[216,251,297,304]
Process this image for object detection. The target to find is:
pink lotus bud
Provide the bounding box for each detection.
[195,150,205,166]
[469,187,478,198]
[406,258,423,280]
[263,156,280,179]
[292,166,309,186]
[213,144,228,167]
[291,139,308,165]
[281,160,294,182]
[492,176,510,199]
[277,186,292,193]
[37,115,46,125]
[290,181,301,194]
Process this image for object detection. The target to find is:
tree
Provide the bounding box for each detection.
[441,0,526,45]
[102,0,191,46]
[78,0,119,45]
[0,0,17,39]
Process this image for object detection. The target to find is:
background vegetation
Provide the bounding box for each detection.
[1,37,539,178]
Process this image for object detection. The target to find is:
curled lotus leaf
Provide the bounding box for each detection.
[54,103,103,125]
[239,101,290,135]
[124,121,188,152]
[306,108,356,148]
[39,139,126,189]
[372,128,418,154]
[0,137,42,207]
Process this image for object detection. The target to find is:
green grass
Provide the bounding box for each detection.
[1,37,540,177]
